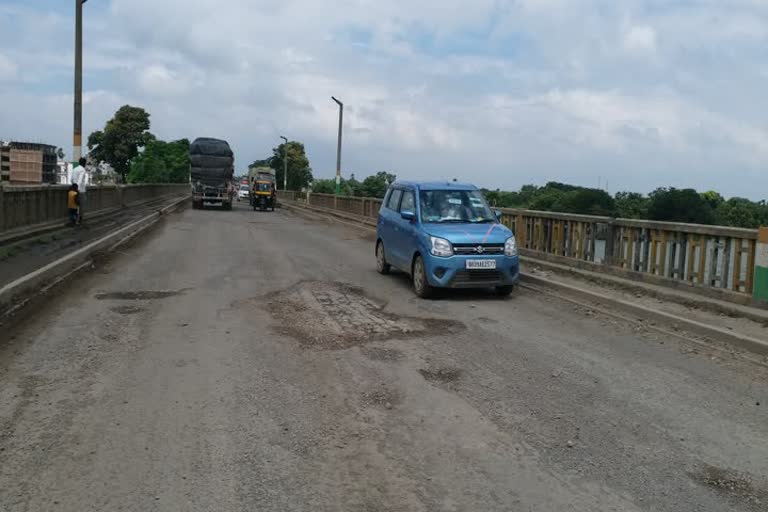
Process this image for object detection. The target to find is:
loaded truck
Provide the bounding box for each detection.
[190,137,234,210]
[247,166,276,184]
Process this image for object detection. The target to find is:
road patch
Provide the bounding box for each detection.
[264,280,464,350]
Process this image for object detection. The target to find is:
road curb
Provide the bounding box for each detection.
[520,273,768,356]
[282,199,768,357]
[0,195,189,322]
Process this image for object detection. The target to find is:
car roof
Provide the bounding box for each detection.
[393,180,478,191]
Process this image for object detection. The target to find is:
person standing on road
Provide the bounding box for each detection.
[71,157,89,222]
[67,183,80,226]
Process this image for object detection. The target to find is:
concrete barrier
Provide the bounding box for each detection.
[0,183,190,233]
[277,190,767,307]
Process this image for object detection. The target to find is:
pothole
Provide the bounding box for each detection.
[95,290,187,301]
[361,347,405,362]
[690,463,767,506]
[265,281,464,350]
[419,367,463,383]
[110,305,146,315]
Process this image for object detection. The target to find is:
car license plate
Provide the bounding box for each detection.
[465,259,496,270]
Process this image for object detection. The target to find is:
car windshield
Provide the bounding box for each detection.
[240,185,249,191]
[419,189,496,223]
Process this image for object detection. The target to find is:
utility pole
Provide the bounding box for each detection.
[331,96,343,195]
[73,0,87,163]
[280,135,288,190]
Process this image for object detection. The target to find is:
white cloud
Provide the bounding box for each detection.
[136,64,187,96]
[623,25,657,54]
[1,0,768,198]
[0,52,18,82]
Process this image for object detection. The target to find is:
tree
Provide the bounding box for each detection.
[271,141,313,190]
[311,178,337,194]
[87,105,154,182]
[127,139,190,184]
[357,171,396,198]
[647,188,715,224]
[615,191,649,219]
[553,188,616,216]
[715,198,768,228]
[249,158,272,169]
[701,190,725,211]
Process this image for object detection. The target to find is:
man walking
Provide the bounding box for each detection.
[71,157,89,222]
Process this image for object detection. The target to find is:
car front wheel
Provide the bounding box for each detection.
[376,241,391,274]
[495,285,514,297]
[412,255,433,298]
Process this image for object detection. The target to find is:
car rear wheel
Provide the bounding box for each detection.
[412,255,433,298]
[376,241,391,274]
[495,285,514,297]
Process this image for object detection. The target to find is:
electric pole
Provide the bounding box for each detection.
[73,0,87,162]
[331,96,343,195]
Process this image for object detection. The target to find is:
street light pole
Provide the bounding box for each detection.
[73,0,87,162]
[331,96,343,195]
[280,135,288,191]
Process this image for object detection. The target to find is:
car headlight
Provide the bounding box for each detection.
[430,236,454,257]
[505,236,518,256]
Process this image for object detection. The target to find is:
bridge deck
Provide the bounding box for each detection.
[1,202,766,511]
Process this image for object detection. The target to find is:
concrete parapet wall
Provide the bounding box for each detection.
[0,183,190,232]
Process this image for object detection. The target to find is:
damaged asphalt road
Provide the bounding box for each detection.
[0,202,766,511]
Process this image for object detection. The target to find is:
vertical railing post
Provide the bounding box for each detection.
[0,184,4,231]
[753,227,768,302]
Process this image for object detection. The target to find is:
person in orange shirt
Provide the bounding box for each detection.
[67,183,80,226]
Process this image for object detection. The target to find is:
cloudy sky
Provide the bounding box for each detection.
[0,0,766,198]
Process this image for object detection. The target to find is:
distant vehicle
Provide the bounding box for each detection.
[375,181,519,298]
[190,138,234,210]
[251,180,275,211]
[237,184,250,201]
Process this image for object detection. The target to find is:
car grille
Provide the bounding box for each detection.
[453,243,504,255]
[451,270,503,286]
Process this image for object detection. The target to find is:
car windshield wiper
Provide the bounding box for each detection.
[471,218,497,223]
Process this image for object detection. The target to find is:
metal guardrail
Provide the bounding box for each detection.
[0,183,190,232]
[279,191,762,300]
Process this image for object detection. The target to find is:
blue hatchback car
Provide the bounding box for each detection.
[376,181,520,298]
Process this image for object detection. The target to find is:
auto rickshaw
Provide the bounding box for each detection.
[251,180,276,211]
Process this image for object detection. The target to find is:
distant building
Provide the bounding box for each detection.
[0,141,58,184]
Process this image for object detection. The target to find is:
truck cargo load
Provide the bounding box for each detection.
[190,137,234,210]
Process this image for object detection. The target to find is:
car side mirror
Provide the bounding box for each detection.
[494,209,502,220]
[400,210,416,221]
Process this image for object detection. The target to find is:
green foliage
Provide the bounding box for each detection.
[271,141,313,190]
[614,191,649,219]
[647,188,715,224]
[249,159,272,169]
[87,105,154,181]
[715,198,768,229]
[700,190,725,211]
[357,171,396,198]
[309,172,395,198]
[553,188,616,216]
[311,178,337,194]
[127,139,190,184]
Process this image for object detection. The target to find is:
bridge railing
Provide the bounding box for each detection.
[0,183,190,233]
[278,191,764,302]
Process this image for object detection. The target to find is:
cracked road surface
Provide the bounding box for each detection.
[1,203,767,511]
